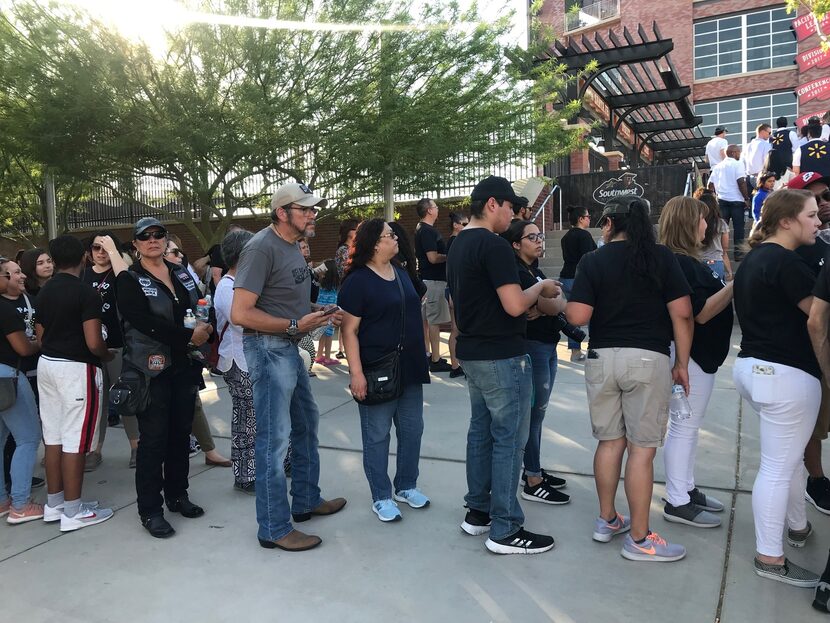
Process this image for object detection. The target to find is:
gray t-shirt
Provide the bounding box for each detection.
[233,226,311,320]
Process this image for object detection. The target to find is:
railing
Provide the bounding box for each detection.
[564,0,621,33]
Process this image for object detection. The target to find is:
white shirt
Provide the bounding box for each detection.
[709,157,746,202]
[822,124,830,142]
[742,137,772,175]
[788,130,800,153]
[705,136,728,166]
[214,274,247,373]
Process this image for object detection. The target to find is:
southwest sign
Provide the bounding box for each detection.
[797,46,830,72]
[796,76,830,103]
[792,13,830,41]
[592,173,645,205]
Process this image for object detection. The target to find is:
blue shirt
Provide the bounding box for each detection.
[338,266,429,386]
[752,188,769,222]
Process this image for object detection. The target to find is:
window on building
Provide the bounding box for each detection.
[694,7,796,80]
[695,91,798,144]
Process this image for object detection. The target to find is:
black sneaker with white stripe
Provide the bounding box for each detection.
[521,469,566,490]
[521,481,570,505]
[485,527,555,555]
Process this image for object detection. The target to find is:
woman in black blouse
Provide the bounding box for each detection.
[559,206,596,362]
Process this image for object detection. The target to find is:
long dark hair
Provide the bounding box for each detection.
[345,218,386,276]
[86,229,125,253]
[387,221,422,289]
[20,247,49,294]
[337,218,360,248]
[694,189,721,247]
[604,197,661,291]
[566,205,589,227]
[318,259,340,290]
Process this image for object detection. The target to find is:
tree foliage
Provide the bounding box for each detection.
[0,0,583,248]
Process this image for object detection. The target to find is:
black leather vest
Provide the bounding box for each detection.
[122,263,200,377]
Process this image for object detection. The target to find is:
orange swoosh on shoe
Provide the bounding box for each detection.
[634,544,656,555]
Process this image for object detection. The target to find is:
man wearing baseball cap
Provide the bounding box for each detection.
[793,172,830,517]
[447,175,561,555]
[231,182,346,552]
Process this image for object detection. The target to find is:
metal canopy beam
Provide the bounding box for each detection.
[630,117,703,133]
[605,86,691,108]
[649,137,710,152]
[660,147,706,159]
[547,40,673,71]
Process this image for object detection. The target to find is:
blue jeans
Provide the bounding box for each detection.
[244,335,323,541]
[524,340,558,477]
[0,367,40,507]
[461,355,532,540]
[719,200,746,260]
[706,260,725,281]
[358,383,424,502]
[560,278,584,350]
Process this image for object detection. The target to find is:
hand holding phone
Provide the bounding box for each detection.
[322,305,341,316]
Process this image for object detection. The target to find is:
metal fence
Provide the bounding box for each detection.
[565,0,621,33]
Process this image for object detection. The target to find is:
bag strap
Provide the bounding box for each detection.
[393,267,406,352]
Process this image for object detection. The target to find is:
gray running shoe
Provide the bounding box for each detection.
[621,531,686,562]
[663,501,721,528]
[787,521,813,548]
[754,557,819,588]
[688,487,724,512]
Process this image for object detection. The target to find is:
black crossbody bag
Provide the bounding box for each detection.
[355,268,406,406]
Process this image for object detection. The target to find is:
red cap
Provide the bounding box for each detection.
[787,171,828,190]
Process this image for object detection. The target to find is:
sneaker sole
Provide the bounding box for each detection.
[392,494,429,509]
[485,538,555,555]
[7,513,44,525]
[754,566,819,588]
[592,525,631,543]
[662,510,721,528]
[60,512,113,532]
[520,491,570,505]
[621,548,686,562]
[460,521,490,536]
[372,507,402,522]
[806,492,830,516]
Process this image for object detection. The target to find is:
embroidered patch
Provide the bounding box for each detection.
[176,270,197,290]
[142,287,158,297]
[138,277,152,287]
[148,354,166,371]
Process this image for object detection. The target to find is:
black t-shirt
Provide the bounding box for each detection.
[0,299,25,368]
[82,267,124,348]
[796,237,830,277]
[2,294,38,373]
[414,222,447,281]
[36,273,103,366]
[516,257,560,344]
[447,228,526,360]
[207,244,226,295]
[569,241,691,356]
[338,266,429,386]
[560,228,597,279]
[735,243,819,378]
[675,254,733,374]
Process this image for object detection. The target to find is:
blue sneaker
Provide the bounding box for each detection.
[372,499,402,522]
[394,489,430,509]
[592,513,631,543]
[621,531,686,562]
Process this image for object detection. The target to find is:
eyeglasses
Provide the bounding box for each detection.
[522,233,545,242]
[165,248,183,257]
[136,230,167,241]
[0,273,10,280]
[379,232,398,240]
[287,206,319,217]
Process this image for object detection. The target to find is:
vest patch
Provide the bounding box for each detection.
[148,354,166,371]
[138,277,152,287]
[176,270,197,291]
[142,287,158,297]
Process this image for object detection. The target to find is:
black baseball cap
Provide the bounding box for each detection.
[471,175,523,204]
[714,127,728,135]
[134,217,166,238]
[596,195,650,227]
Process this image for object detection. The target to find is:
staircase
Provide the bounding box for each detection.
[538,227,602,279]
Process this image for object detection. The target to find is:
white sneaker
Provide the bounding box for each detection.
[59,505,112,532]
[44,500,100,523]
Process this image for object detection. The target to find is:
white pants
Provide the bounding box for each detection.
[663,355,716,506]
[733,357,820,557]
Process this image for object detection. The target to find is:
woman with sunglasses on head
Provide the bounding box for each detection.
[504,220,571,506]
[19,248,53,298]
[566,194,693,563]
[339,219,430,522]
[559,206,596,362]
[734,189,822,587]
[657,197,734,529]
[117,218,213,538]
[80,231,134,471]
[0,257,45,524]
[164,237,231,469]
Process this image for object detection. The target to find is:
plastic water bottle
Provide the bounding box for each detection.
[184,309,197,329]
[196,298,209,322]
[669,384,692,422]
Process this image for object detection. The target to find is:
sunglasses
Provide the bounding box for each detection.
[165,248,183,257]
[136,230,167,241]
[522,233,545,242]
[458,221,469,226]
[91,244,106,252]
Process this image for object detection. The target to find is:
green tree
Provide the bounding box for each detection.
[788,1,830,48]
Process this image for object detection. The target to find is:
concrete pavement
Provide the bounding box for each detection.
[2,330,830,622]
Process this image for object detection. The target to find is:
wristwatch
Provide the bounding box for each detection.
[286,319,299,336]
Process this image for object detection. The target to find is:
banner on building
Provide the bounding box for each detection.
[797,110,829,127]
[797,46,830,72]
[796,76,830,103]
[792,12,830,41]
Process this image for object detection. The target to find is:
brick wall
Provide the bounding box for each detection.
[694,67,799,102]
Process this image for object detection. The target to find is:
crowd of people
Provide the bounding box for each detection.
[3,167,830,611]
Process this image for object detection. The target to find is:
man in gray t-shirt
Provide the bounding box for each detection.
[231,182,346,553]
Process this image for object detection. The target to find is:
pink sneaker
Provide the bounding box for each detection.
[0,498,10,518]
[314,356,327,365]
[7,500,45,524]
[324,357,340,366]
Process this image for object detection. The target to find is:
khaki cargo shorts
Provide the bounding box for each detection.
[584,347,671,448]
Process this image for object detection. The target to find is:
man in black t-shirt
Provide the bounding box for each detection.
[447,175,561,555]
[414,198,453,373]
[36,236,114,533]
